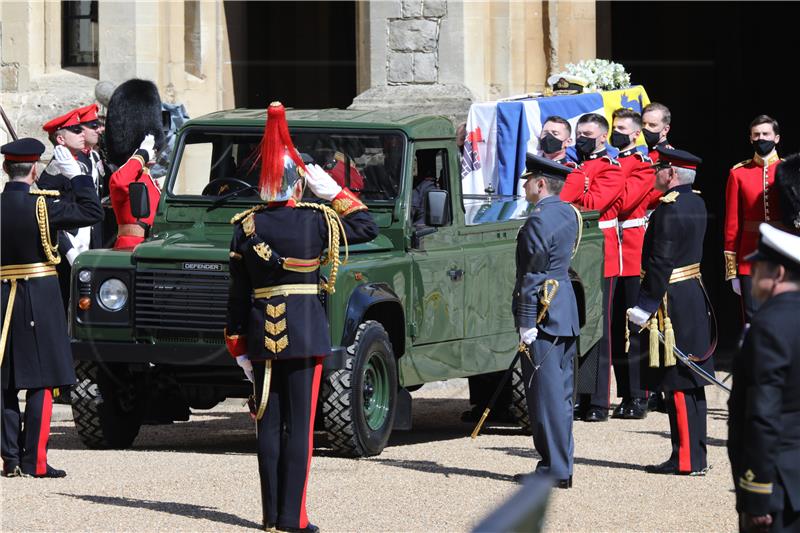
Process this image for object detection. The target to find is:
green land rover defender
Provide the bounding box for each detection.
[69,109,604,457]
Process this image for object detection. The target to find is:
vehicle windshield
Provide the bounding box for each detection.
[168,128,405,204]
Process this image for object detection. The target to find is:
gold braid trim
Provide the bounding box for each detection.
[29,189,60,197]
[568,204,584,259]
[230,204,266,225]
[724,251,737,281]
[296,202,349,294]
[35,196,61,265]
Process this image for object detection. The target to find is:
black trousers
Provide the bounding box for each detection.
[611,275,646,400]
[577,276,616,410]
[254,357,323,529]
[739,275,757,322]
[665,387,707,473]
[1,384,54,476]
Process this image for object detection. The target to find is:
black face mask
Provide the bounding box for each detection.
[539,133,564,154]
[643,128,661,149]
[610,131,631,150]
[575,136,597,157]
[752,139,776,157]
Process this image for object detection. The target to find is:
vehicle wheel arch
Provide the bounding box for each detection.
[341,283,406,357]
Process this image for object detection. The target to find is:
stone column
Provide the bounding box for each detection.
[350,0,475,121]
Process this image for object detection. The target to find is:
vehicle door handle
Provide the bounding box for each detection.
[447,268,464,281]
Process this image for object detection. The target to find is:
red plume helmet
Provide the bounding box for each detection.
[258,101,307,201]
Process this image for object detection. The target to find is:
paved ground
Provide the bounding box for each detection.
[2,377,735,532]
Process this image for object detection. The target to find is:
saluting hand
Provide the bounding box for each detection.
[305,163,342,201]
[53,145,82,178]
[138,134,156,164]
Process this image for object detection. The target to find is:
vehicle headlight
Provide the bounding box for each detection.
[98,278,128,311]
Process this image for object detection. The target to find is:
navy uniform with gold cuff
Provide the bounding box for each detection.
[727,219,800,528]
[1,138,103,478]
[225,103,377,533]
[512,154,580,488]
[630,146,715,476]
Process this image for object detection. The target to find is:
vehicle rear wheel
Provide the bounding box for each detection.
[70,361,144,449]
[509,361,532,434]
[322,320,397,457]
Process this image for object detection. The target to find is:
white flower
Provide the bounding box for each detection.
[564,59,632,90]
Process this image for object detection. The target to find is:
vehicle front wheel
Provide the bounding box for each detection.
[321,320,398,457]
[70,361,144,449]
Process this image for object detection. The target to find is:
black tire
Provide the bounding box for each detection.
[70,361,144,449]
[509,361,532,434]
[322,320,397,457]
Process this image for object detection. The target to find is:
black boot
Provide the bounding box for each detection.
[623,398,648,419]
[275,524,320,533]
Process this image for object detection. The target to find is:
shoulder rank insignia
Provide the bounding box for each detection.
[732,159,751,170]
[660,191,680,203]
[634,152,652,163]
[242,213,256,237]
[230,204,266,226]
[29,189,60,197]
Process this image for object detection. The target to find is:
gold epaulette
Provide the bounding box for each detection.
[660,191,680,203]
[230,204,266,225]
[29,189,60,197]
[732,159,751,170]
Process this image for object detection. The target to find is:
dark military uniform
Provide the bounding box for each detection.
[727,222,800,532]
[226,191,377,530]
[635,147,714,475]
[513,155,580,484]
[1,138,103,477]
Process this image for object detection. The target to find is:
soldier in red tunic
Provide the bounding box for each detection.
[103,79,165,249]
[724,115,784,320]
[608,108,657,419]
[560,113,625,422]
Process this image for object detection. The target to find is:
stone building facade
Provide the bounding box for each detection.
[1,0,596,148]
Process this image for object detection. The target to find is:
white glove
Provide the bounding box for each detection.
[519,326,538,345]
[236,354,254,383]
[138,134,156,163]
[627,306,651,327]
[731,278,741,296]
[304,163,343,201]
[53,145,82,178]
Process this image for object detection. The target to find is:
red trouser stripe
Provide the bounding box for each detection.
[298,358,323,529]
[673,391,691,473]
[35,389,53,476]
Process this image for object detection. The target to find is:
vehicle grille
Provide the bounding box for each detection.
[135,268,229,338]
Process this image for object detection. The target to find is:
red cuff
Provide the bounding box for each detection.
[224,329,248,358]
[331,188,368,216]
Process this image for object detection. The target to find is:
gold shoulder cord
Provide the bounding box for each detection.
[35,196,61,265]
[296,203,349,293]
[569,204,584,259]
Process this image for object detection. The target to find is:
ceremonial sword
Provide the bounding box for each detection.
[655,331,730,394]
[471,280,560,439]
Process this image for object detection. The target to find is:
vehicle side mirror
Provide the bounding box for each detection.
[425,189,449,227]
[129,181,150,219]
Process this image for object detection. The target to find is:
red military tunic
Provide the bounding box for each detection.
[723,151,783,279]
[616,149,657,276]
[109,154,161,249]
[561,152,625,277]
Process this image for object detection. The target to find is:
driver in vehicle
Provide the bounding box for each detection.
[411,154,438,227]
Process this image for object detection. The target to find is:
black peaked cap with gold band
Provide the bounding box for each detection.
[521,152,571,181]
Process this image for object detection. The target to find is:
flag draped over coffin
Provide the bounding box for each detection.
[461,86,651,198]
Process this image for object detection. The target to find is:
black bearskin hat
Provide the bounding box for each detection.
[775,153,800,232]
[104,79,165,168]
